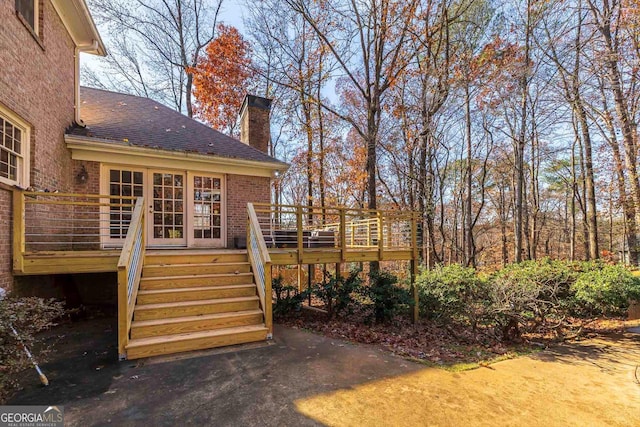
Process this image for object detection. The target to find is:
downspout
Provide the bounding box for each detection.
[74,41,99,126]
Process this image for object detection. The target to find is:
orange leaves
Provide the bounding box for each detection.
[191,24,253,135]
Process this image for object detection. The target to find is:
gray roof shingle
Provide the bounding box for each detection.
[67,87,285,166]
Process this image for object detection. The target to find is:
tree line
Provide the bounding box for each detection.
[86,0,640,268]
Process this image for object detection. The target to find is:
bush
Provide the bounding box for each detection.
[0,297,65,403]
[313,269,362,318]
[572,265,640,316]
[272,276,307,318]
[416,264,488,329]
[487,258,578,340]
[361,270,412,324]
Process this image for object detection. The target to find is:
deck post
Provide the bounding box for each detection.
[297,264,304,292]
[296,205,303,264]
[265,262,273,338]
[12,190,25,272]
[117,266,128,359]
[339,208,347,262]
[410,258,418,323]
[377,210,384,261]
[411,212,419,323]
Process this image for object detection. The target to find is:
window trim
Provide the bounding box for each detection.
[0,106,31,188]
[15,0,39,35]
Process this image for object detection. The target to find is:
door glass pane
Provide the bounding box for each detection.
[109,169,143,239]
[151,172,184,240]
[193,175,222,240]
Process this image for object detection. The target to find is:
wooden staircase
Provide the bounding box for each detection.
[125,251,269,359]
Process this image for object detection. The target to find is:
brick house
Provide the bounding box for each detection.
[0,0,105,290]
[68,87,286,251]
[2,0,415,360]
[1,1,285,294]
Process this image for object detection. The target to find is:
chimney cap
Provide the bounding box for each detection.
[240,94,272,116]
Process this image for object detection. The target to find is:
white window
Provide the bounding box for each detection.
[15,0,39,34]
[0,108,30,187]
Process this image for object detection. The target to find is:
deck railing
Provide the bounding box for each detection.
[116,197,146,359]
[14,191,137,254]
[247,203,273,338]
[252,203,418,261]
[252,203,419,322]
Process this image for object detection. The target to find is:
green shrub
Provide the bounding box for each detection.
[0,297,65,403]
[361,270,412,324]
[487,258,577,340]
[272,276,307,318]
[416,264,488,328]
[313,269,362,318]
[572,265,640,316]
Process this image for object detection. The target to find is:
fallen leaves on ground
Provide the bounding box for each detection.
[278,309,632,367]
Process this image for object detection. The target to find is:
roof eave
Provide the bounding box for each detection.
[65,134,290,174]
[51,0,106,56]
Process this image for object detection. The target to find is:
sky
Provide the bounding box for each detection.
[82,0,249,85]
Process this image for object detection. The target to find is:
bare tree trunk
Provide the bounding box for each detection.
[588,0,640,263]
[464,84,475,267]
[570,138,577,261]
[514,0,532,263]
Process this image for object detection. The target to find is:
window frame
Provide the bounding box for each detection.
[15,0,39,36]
[0,106,31,188]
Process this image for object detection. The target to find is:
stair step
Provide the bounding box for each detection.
[137,284,257,304]
[130,310,264,339]
[134,296,260,320]
[139,272,255,290]
[144,252,248,265]
[143,262,251,277]
[126,324,268,359]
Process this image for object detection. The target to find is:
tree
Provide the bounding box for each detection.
[586,0,640,263]
[284,0,419,211]
[87,0,223,116]
[192,24,253,136]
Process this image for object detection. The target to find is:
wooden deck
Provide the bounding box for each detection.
[13,192,418,276]
[18,250,121,275]
[16,247,415,275]
[268,248,415,265]
[12,190,419,359]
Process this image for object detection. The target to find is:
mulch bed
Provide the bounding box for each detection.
[278,308,631,366]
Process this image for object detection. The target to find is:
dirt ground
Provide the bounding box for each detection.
[8,317,640,426]
[295,333,640,427]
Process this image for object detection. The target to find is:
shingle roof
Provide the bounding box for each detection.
[67,87,285,166]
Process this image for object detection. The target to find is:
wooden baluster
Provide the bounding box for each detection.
[350,219,355,247]
[297,205,303,264]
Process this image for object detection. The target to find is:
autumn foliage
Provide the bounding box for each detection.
[191,24,253,135]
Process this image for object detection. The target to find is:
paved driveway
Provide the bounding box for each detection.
[9,318,640,426]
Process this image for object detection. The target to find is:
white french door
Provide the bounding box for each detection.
[188,173,225,248]
[148,171,187,246]
[102,166,225,248]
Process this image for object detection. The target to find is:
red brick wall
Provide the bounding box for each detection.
[0,0,77,290]
[72,161,101,195]
[0,189,12,290]
[239,97,271,154]
[226,174,271,247]
[72,161,102,249]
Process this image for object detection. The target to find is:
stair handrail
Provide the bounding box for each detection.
[117,197,146,359]
[247,202,273,338]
